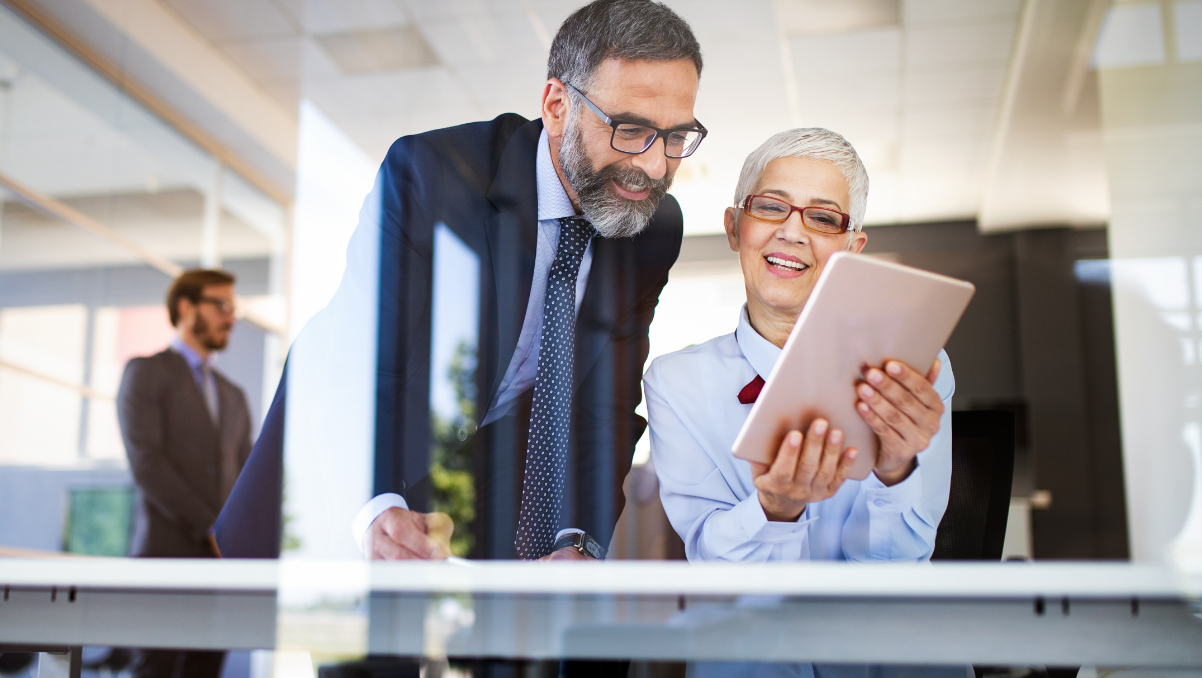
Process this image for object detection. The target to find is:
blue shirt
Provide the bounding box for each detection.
[353,129,595,551]
[642,306,954,563]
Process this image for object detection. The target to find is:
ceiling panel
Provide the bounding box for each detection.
[216,35,305,83]
[901,105,997,140]
[903,0,1022,26]
[162,0,296,41]
[904,67,1008,106]
[906,19,1018,67]
[274,0,409,35]
[790,27,902,73]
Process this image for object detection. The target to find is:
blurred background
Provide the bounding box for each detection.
[0,0,1199,575]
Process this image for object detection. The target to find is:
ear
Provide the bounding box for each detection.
[724,207,741,252]
[176,297,195,327]
[847,230,867,253]
[541,78,570,140]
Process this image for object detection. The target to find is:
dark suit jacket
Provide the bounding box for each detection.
[216,114,683,558]
[118,349,253,557]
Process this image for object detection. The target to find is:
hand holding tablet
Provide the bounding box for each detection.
[732,252,975,481]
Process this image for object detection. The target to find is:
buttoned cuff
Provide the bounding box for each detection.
[734,493,816,543]
[352,493,408,554]
[864,465,924,514]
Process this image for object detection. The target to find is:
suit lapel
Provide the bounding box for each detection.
[483,119,543,404]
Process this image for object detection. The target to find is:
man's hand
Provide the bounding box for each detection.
[367,507,452,560]
[539,546,591,561]
[855,358,945,486]
[750,418,858,522]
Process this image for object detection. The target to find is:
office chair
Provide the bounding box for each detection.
[932,410,1016,561]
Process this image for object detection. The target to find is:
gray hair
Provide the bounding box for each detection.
[732,128,870,231]
[548,0,703,92]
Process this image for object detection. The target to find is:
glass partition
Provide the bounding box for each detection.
[0,1,287,558]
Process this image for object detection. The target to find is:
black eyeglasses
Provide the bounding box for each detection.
[565,83,707,159]
[198,297,238,316]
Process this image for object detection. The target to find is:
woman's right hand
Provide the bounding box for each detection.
[749,418,858,522]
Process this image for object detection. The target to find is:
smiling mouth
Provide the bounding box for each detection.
[765,255,808,273]
[611,178,650,199]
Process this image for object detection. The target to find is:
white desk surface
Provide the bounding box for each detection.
[1,558,1198,599]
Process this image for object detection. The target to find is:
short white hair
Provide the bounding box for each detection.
[732,128,869,231]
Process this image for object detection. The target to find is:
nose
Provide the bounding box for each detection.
[778,211,810,244]
[630,136,668,180]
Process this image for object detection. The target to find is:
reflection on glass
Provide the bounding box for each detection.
[429,224,481,557]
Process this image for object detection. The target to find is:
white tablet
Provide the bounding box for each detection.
[731,251,975,479]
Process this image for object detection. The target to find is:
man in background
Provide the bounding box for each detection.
[117,268,254,678]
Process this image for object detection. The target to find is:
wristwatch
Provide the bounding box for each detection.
[552,531,607,560]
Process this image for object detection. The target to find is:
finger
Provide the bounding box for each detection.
[370,527,424,560]
[856,397,908,449]
[770,430,803,480]
[830,446,859,491]
[857,379,925,440]
[883,361,944,411]
[813,427,843,488]
[794,419,827,483]
[388,513,446,560]
[863,369,927,424]
[925,357,942,384]
[749,460,770,478]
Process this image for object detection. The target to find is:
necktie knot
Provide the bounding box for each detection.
[557,216,595,250]
[738,375,765,404]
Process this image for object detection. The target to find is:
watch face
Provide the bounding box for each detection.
[584,540,604,559]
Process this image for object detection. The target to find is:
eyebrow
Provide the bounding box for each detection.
[608,110,700,130]
[761,188,845,212]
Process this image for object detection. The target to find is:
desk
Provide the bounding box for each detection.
[1,560,1200,668]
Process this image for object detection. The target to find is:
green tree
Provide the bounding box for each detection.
[429,340,477,556]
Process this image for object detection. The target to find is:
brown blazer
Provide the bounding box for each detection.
[118,349,253,557]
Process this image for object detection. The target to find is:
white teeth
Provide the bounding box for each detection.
[767,256,806,271]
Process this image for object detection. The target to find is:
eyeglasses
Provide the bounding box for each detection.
[565,83,707,159]
[741,195,853,234]
[198,297,238,316]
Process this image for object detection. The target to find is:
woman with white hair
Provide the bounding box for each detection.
[644,128,954,563]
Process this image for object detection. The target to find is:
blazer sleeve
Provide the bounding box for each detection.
[118,357,218,543]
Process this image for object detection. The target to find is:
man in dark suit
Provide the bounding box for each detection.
[216,0,704,564]
[118,268,253,678]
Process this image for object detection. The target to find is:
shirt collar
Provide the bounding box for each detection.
[536,128,577,221]
[735,305,781,380]
[170,336,213,371]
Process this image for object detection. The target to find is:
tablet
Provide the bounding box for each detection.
[730,251,975,479]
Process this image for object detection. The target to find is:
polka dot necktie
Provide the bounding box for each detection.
[514,216,596,559]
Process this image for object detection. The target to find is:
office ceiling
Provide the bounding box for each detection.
[150,0,1043,233]
[4,0,1114,241]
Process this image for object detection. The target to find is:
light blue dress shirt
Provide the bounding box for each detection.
[170,336,218,422]
[643,306,954,563]
[353,129,595,552]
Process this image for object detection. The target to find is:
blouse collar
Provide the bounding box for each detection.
[735,305,782,380]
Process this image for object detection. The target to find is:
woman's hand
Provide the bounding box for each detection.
[749,418,858,522]
[855,358,945,486]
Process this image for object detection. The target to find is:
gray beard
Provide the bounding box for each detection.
[558,112,672,239]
